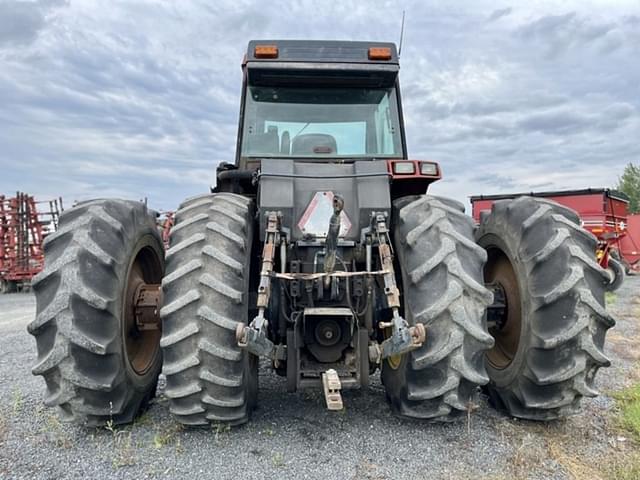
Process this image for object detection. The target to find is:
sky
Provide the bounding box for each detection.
[0,0,639,211]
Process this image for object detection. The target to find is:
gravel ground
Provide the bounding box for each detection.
[0,277,638,480]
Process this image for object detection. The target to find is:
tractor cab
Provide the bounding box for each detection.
[240,40,406,162]
[215,40,441,198]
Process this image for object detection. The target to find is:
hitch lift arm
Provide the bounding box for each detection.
[236,211,280,359]
[374,214,426,360]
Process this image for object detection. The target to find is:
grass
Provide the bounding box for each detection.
[606,291,617,307]
[133,411,153,427]
[547,439,604,480]
[0,412,7,445]
[612,382,640,440]
[272,452,285,467]
[36,409,73,449]
[598,374,640,479]
[105,419,136,468]
[603,454,640,480]
[12,388,23,415]
[213,422,231,443]
[112,432,136,468]
[152,422,183,450]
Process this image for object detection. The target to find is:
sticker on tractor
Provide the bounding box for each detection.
[298,191,352,237]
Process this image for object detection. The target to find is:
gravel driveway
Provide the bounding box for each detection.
[1,276,638,480]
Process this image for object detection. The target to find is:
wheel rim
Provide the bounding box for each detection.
[123,246,163,376]
[485,249,522,370]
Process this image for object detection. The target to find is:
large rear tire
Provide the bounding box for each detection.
[160,193,258,426]
[28,200,164,426]
[476,196,615,420]
[382,195,494,420]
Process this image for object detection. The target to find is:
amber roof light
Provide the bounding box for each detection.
[368,47,392,60]
[254,45,279,59]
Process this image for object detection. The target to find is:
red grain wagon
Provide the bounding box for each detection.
[470,188,630,291]
[619,213,640,273]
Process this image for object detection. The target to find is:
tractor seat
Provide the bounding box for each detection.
[291,134,337,155]
[249,126,279,155]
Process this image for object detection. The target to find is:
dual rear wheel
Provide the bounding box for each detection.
[28,200,164,425]
[384,195,614,421]
[476,197,614,419]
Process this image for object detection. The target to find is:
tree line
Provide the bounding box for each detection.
[617,163,640,214]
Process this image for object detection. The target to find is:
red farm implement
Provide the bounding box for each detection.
[470,188,630,291]
[157,210,174,250]
[0,192,63,293]
[619,213,640,273]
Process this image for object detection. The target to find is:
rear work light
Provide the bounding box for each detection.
[420,162,439,176]
[254,45,278,59]
[368,47,392,61]
[393,162,415,175]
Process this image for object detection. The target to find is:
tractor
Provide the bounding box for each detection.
[28,40,615,427]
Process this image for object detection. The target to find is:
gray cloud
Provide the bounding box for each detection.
[516,12,620,58]
[0,0,67,47]
[0,1,639,210]
[0,1,45,46]
[518,109,591,135]
[487,7,512,22]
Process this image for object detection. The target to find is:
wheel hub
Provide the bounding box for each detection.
[486,282,508,331]
[124,249,163,376]
[133,283,162,331]
[484,250,522,370]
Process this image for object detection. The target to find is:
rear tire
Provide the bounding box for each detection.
[605,257,625,292]
[382,195,494,420]
[28,200,164,426]
[160,193,258,427]
[476,196,615,420]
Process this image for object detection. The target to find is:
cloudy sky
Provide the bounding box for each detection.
[0,0,638,211]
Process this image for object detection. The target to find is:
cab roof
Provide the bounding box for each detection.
[247,40,399,64]
[245,40,400,87]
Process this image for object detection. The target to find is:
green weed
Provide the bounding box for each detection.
[12,389,23,415]
[603,453,640,480]
[612,382,640,440]
[153,422,182,449]
[272,452,285,467]
[105,418,136,468]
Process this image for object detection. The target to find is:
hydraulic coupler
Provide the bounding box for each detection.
[379,311,426,359]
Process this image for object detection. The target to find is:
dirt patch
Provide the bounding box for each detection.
[492,413,639,480]
[608,330,640,362]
